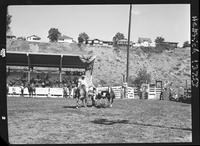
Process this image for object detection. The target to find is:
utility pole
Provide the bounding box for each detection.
[126,4,132,84]
[124,4,132,98]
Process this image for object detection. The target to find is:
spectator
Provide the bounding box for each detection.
[7,83,9,94]
[20,83,24,97]
[42,82,45,88]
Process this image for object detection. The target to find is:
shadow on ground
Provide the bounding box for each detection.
[95,105,109,108]
[62,104,94,109]
[91,118,192,131]
[91,118,129,125]
[62,105,77,109]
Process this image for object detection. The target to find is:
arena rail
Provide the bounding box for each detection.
[7,86,64,98]
[8,86,159,99]
[148,86,162,99]
[97,86,135,99]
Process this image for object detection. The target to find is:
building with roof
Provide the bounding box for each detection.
[6,30,16,39]
[93,39,100,45]
[156,42,178,49]
[117,39,133,47]
[27,35,41,42]
[86,39,93,45]
[86,39,104,46]
[102,41,113,46]
[6,51,96,84]
[58,35,74,43]
[138,37,152,47]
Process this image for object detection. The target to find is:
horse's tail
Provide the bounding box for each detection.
[74,88,79,98]
[110,88,115,99]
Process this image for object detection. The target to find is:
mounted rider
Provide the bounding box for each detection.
[78,75,88,91]
[74,75,87,98]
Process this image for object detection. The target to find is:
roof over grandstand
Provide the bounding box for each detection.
[6,51,96,69]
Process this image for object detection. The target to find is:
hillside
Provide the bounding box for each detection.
[7,39,191,88]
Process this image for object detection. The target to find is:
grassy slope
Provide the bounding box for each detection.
[91,46,191,88]
[7,39,191,88]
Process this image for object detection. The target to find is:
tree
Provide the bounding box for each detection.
[6,14,12,32]
[133,67,151,88]
[155,36,165,44]
[183,41,190,48]
[78,32,89,43]
[47,28,61,42]
[113,32,125,46]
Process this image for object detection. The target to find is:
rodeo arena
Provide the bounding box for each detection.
[6,50,192,143]
[6,51,191,104]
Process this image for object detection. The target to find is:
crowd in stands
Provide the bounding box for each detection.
[7,71,81,89]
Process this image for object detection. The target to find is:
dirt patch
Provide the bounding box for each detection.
[7,97,191,144]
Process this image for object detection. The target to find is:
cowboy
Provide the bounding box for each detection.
[77,75,88,98]
[78,75,88,90]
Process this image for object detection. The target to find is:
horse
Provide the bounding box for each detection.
[95,86,115,107]
[27,83,36,98]
[74,84,88,108]
[87,86,97,106]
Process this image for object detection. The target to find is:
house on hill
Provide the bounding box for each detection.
[93,39,101,45]
[138,37,152,47]
[58,35,74,43]
[86,39,103,46]
[6,30,16,39]
[102,41,113,47]
[86,39,93,45]
[27,35,41,42]
[117,39,133,47]
[156,42,178,49]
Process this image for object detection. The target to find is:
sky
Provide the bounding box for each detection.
[8,4,190,46]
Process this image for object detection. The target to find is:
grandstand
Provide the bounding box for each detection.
[7,51,95,95]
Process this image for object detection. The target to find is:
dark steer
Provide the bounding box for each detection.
[95,86,115,107]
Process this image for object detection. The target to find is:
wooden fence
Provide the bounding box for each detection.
[148,86,162,99]
[8,86,64,98]
[96,86,135,99]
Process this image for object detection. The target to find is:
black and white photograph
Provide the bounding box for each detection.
[1,2,198,144]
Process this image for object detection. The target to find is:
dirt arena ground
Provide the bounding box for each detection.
[7,96,192,144]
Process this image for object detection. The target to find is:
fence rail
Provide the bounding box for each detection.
[8,85,162,100]
[8,86,63,98]
[148,87,162,99]
[96,86,135,99]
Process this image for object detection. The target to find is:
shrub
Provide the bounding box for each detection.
[183,41,190,48]
[132,67,151,88]
[113,46,120,54]
[140,46,163,54]
[156,43,171,50]
[100,79,107,86]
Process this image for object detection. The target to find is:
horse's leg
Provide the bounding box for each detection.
[94,96,97,106]
[92,95,96,106]
[76,98,79,108]
[110,97,114,107]
[83,98,87,107]
[33,90,35,98]
[85,95,89,107]
[85,92,88,107]
[99,98,102,105]
[107,97,111,107]
[85,98,87,107]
